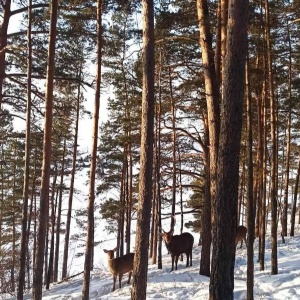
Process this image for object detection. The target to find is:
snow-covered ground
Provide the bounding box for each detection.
[6,228,300,299]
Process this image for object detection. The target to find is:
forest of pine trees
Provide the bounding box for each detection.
[0,0,300,299]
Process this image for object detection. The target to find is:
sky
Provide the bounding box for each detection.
[5,227,300,300]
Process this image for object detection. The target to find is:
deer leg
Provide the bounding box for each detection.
[127,271,132,284]
[175,255,179,270]
[119,274,123,289]
[113,276,116,291]
[171,255,175,272]
[185,252,189,267]
[190,250,192,266]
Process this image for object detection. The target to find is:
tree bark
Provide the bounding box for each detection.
[131,0,155,298]
[32,1,58,298]
[196,0,220,277]
[81,0,102,298]
[265,0,278,275]
[246,56,254,300]
[209,1,248,299]
[17,1,32,297]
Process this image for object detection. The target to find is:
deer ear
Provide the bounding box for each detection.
[104,249,108,253]
[113,247,118,252]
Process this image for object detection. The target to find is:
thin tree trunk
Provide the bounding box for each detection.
[27,151,37,289]
[290,155,300,236]
[46,177,58,289]
[169,65,177,228]
[32,1,58,298]
[246,56,254,300]
[81,0,102,298]
[61,80,80,280]
[131,0,155,298]
[17,1,32,296]
[156,49,163,270]
[259,78,267,271]
[283,23,292,237]
[265,0,278,275]
[53,138,67,282]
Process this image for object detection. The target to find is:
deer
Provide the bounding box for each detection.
[160,216,194,272]
[103,247,134,292]
[235,225,247,249]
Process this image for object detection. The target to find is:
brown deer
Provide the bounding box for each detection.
[103,247,134,291]
[235,225,247,249]
[160,217,194,272]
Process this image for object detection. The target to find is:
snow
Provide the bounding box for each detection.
[6,229,300,300]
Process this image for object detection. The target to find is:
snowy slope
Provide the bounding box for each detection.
[6,230,300,300]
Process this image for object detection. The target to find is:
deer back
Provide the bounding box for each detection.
[104,250,134,276]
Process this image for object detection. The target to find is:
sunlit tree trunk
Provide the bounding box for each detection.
[131,0,155,298]
[81,0,102,298]
[32,1,58,298]
[196,0,220,277]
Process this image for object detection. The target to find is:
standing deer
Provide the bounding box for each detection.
[235,225,247,248]
[103,247,134,291]
[160,217,194,272]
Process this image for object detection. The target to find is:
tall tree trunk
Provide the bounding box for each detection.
[81,0,102,298]
[265,0,278,275]
[259,77,267,271]
[131,0,155,298]
[32,1,58,298]
[246,56,254,300]
[156,50,163,270]
[17,1,32,297]
[196,0,220,277]
[126,141,133,254]
[61,80,80,280]
[282,23,292,237]
[169,65,177,228]
[209,1,248,299]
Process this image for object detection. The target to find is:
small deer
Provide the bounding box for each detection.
[103,247,134,291]
[235,225,247,249]
[160,216,194,272]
